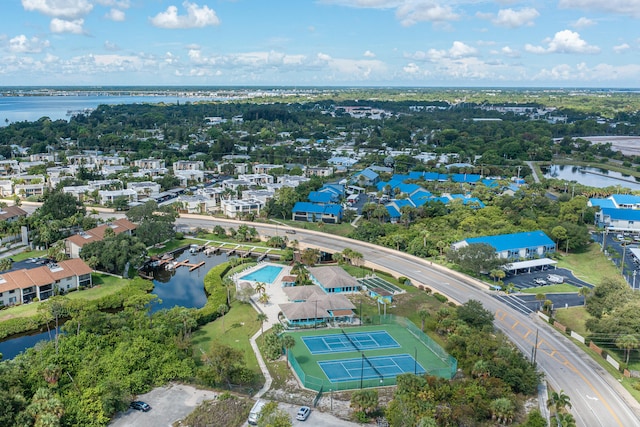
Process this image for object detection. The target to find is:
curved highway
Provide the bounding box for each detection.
[177,216,640,427]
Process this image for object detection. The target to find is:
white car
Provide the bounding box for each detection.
[296,406,311,421]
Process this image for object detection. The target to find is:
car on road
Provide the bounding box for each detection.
[296,406,311,421]
[285,229,296,234]
[130,401,151,412]
[534,278,547,286]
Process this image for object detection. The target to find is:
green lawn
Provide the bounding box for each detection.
[553,306,590,336]
[190,300,263,376]
[147,238,200,256]
[10,249,47,262]
[0,273,127,321]
[519,284,580,294]
[556,244,621,285]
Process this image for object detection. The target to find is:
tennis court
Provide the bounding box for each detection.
[357,275,404,294]
[319,354,425,383]
[286,316,457,391]
[302,330,400,355]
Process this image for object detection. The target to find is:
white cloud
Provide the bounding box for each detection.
[105,8,125,21]
[410,41,477,62]
[501,46,520,57]
[150,1,220,29]
[613,43,630,53]
[403,62,420,74]
[488,8,539,28]
[363,50,376,57]
[21,0,93,19]
[572,17,595,28]
[534,61,640,82]
[104,40,120,51]
[525,30,600,54]
[396,3,459,26]
[96,0,130,7]
[559,0,640,18]
[50,18,85,34]
[8,35,50,53]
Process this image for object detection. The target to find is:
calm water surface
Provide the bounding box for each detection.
[0,249,228,360]
[544,164,640,191]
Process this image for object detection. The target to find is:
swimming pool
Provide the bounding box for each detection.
[239,265,284,284]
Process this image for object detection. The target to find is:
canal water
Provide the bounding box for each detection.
[543,164,640,191]
[0,249,229,360]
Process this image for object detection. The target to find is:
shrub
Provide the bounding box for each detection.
[433,293,448,303]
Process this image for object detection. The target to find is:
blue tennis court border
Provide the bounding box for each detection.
[302,330,400,354]
[319,353,426,383]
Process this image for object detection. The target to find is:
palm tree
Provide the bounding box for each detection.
[547,390,572,418]
[535,293,546,310]
[418,308,430,332]
[254,282,266,295]
[281,334,296,367]
[490,397,515,424]
[556,412,577,427]
[578,286,591,307]
[616,334,640,364]
[222,276,235,306]
[217,304,229,332]
[256,313,268,335]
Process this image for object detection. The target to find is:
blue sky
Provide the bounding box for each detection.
[2,0,639,87]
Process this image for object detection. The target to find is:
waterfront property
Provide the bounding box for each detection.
[0,258,92,306]
[65,218,137,258]
[590,194,640,233]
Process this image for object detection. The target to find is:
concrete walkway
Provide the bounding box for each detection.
[238,263,293,398]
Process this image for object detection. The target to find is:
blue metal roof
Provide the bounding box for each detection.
[308,191,334,203]
[320,184,344,196]
[464,230,554,252]
[612,194,640,205]
[396,183,421,194]
[394,199,415,209]
[292,202,343,216]
[481,178,499,188]
[590,198,616,209]
[354,168,379,180]
[385,205,401,218]
[451,173,481,183]
[409,189,432,206]
[601,207,640,221]
[376,181,388,191]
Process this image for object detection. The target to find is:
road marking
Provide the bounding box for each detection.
[587,395,599,401]
[494,308,625,427]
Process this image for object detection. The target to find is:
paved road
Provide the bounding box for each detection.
[175,215,640,427]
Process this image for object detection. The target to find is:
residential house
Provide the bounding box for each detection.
[305,166,334,178]
[252,164,282,174]
[352,168,380,186]
[65,218,137,258]
[0,258,93,306]
[176,195,216,214]
[133,158,166,170]
[0,205,27,223]
[173,160,204,171]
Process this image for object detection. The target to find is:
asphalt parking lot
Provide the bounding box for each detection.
[109,383,218,427]
[109,384,361,427]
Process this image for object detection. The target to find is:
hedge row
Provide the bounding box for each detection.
[0,276,154,341]
[196,262,232,325]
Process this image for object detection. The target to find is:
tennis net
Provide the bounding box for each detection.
[341,329,359,351]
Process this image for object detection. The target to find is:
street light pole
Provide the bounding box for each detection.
[360,354,364,389]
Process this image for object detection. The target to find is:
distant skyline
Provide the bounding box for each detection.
[2,0,640,87]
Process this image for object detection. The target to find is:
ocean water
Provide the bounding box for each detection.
[0,93,214,126]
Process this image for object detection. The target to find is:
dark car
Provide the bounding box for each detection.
[130,401,151,412]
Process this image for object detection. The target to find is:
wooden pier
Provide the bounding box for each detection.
[173,260,206,271]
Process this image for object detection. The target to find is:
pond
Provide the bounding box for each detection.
[543,164,640,191]
[0,249,230,360]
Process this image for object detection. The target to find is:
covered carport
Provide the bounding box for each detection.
[503,258,558,274]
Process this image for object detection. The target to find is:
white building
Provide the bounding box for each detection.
[173,160,204,171]
[176,195,217,214]
[98,189,137,205]
[221,198,264,218]
[127,181,161,198]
